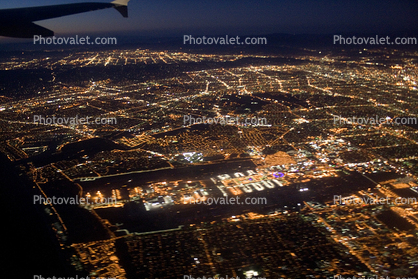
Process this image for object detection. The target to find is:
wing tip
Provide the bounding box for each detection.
[111,0,130,6]
[112,0,129,17]
[114,5,128,17]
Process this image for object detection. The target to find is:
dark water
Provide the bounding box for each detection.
[0,154,73,277]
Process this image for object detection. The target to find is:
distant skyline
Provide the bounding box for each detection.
[0,0,417,43]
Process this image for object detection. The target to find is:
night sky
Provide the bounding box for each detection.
[0,0,417,38]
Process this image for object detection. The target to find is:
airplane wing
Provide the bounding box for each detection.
[0,0,130,38]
